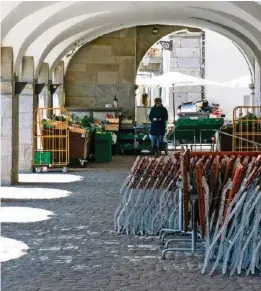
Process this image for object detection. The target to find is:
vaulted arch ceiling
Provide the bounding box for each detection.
[57,19,256,78]
[1,1,261,78]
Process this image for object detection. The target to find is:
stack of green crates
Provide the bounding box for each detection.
[34,151,52,165]
[168,118,224,143]
[95,132,112,163]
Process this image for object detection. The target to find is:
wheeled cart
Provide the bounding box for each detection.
[33,107,70,173]
[69,130,92,167]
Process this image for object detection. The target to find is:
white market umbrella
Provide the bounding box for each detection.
[137,71,223,121]
[137,71,222,87]
[221,75,252,88]
[136,75,155,86]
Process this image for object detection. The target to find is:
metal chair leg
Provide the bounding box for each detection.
[162,194,205,259]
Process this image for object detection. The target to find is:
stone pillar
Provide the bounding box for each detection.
[38,63,49,84]
[1,47,19,185]
[38,63,50,117]
[53,61,65,110]
[18,56,35,173]
[254,60,261,106]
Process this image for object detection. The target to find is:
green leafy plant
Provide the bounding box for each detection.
[54,115,66,122]
[41,119,54,130]
[81,115,93,127]
[75,116,82,125]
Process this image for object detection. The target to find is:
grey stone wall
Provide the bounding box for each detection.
[65,26,201,118]
[168,33,202,119]
[65,28,137,117]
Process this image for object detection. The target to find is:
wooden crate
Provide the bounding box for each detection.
[105,124,119,131]
[106,118,119,124]
[53,121,69,130]
[70,127,86,134]
[121,119,133,125]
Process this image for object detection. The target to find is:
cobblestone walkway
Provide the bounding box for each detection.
[1,157,260,291]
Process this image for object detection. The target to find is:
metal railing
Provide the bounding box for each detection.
[232,106,261,151]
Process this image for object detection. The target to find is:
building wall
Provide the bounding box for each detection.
[168,32,202,120]
[66,26,250,121]
[205,30,251,119]
[65,25,201,118]
[65,28,137,118]
[165,30,251,120]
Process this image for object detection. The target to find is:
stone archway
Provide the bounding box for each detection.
[65,25,201,118]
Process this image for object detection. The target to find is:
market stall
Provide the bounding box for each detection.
[137,71,226,151]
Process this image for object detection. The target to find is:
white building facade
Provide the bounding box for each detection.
[138,30,252,120]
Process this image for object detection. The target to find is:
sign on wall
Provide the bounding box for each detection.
[159,40,173,51]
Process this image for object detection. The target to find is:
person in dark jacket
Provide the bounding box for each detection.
[149,98,168,157]
[201,100,211,113]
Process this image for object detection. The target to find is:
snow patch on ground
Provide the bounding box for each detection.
[1,207,54,223]
[1,187,71,200]
[19,173,83,183]
[0,237,29,262]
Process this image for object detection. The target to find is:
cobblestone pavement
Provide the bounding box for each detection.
[1,156,260,291]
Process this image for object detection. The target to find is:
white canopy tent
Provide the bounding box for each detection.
[136,72,222,87]
[136,72,224,120]
[221,75,252,88]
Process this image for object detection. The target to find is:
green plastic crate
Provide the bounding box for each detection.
[174,118,223,130]
[168,118,224,143]
[135,134,148,140]
[119,133,135,140]
[34,151,52,165]
[137,144,151,150]
[120,143,134,150]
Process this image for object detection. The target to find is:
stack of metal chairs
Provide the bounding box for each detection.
[114,153,261,276]
[202,156,261,276]
[114,156,181,235]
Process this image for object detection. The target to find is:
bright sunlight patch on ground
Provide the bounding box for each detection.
[1,187,71,200]
[1,207,54,223]
[0,237,29,262]
[19,173,84,183]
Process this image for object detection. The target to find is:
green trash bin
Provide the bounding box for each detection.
[95,132,112,163]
